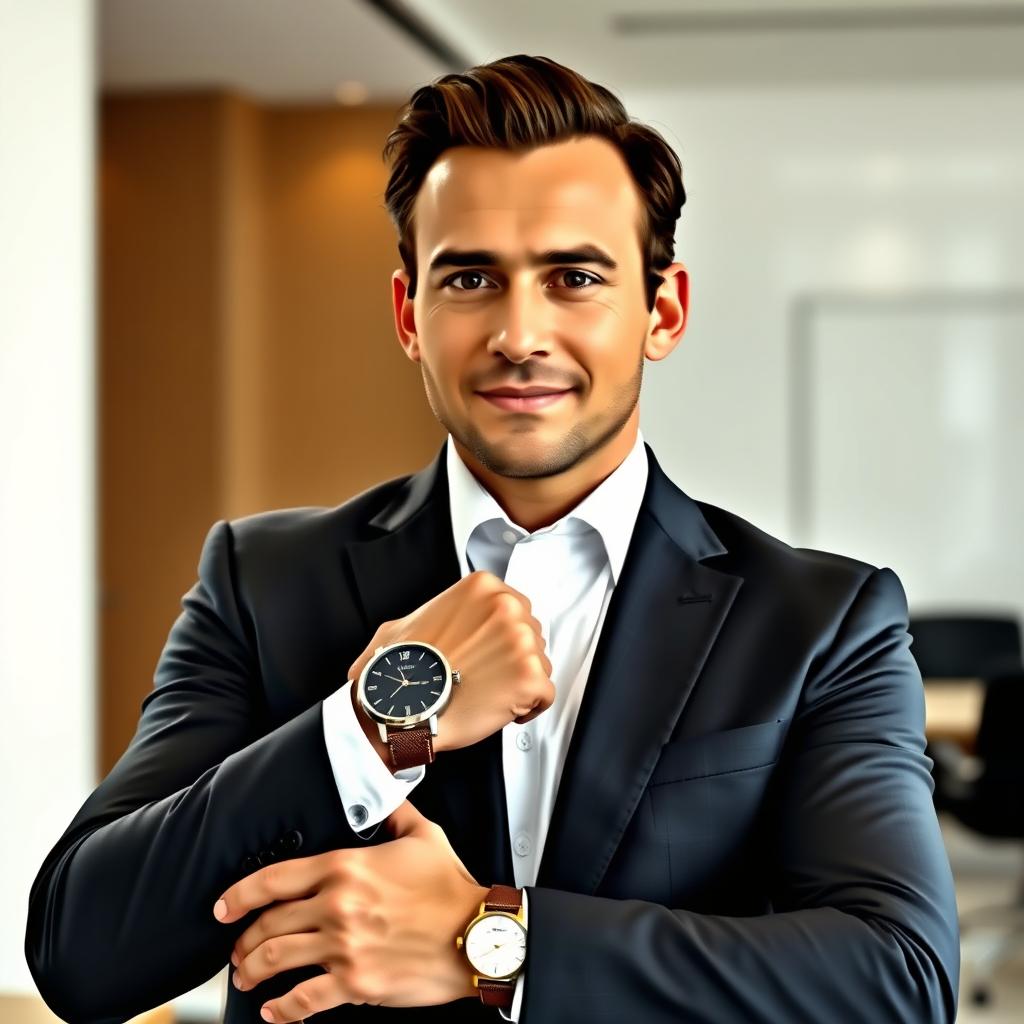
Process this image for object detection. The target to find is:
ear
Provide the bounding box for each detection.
[392,269,420,363]
[643,262,688,362]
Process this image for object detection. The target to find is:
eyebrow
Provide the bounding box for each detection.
[427,245,619,275]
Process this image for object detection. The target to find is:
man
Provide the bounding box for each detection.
[26,54,959,1023]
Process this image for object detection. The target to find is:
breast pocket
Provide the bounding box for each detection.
[647,718,790,906]
[648,717,790,786]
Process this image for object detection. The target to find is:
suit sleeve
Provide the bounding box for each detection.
[24,520,379,1024]
[519,567,960,1024]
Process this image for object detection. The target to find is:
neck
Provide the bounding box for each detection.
[452,411,640,534]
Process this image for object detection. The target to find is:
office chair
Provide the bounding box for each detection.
[930,670,1024,1006]
[907,613,1023,680]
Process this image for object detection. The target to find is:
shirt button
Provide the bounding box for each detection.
[515,731,532,751]
[501,528,519,545]
[513,832,532,857]
[348,804,368,827]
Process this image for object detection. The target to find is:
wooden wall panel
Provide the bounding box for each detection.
[99,91,443,774]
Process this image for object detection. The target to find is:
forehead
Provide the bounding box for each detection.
[413,135,643,261]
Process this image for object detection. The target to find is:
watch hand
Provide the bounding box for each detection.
[382,673,410,685]
[389,685,403,698]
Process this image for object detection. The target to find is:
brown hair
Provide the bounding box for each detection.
[381,54,686,311]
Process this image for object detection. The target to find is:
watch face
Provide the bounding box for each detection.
[465,914,527,979]
[359,642,450,723]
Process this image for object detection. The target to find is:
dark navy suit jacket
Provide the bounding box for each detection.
[25,441,960,1022]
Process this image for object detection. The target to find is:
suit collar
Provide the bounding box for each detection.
[368,437,728,565]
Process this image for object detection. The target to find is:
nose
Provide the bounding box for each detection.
[486,277,552,363]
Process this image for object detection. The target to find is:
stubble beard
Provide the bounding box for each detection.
[420,348,645,480]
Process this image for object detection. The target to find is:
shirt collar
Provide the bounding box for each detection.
[446,428,649,586]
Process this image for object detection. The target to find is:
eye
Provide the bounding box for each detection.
[550,269,601,291]
[443,270,497,292]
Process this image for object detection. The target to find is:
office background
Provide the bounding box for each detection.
[2,1,1023,1020]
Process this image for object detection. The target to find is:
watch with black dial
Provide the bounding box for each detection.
[456,884,527,1009]
[354,640,461,769]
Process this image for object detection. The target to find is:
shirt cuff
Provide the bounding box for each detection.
[322,679,426,839]
[498,889,528,1022]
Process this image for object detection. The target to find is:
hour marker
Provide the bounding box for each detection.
[420,700,427,710]
[405,705,412,716]
[418,652,425,660]
[385,656,392,665]
[429,690,440,696]
[367,685,377,691]
[372,670,381,676]
[388,704,395,714]
[429,661,438,668]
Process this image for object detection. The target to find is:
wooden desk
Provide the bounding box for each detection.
[923,677,985,752]
[0,995,172,1023]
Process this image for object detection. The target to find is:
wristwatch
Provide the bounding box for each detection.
[456,884,527,1009]
[354,640,461,770]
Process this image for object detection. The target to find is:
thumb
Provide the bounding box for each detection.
[346,640,379,684]
[384,798,431,839]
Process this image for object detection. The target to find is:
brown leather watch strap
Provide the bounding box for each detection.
[484,884,523,913]
[478,978,515,1008]
[475,885,524,1009]
[386,722,435,770]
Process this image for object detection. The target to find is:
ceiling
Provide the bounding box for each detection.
[100,0,1024,103]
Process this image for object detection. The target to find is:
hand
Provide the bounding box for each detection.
[347,570,556,753]
[212,800,490,1023]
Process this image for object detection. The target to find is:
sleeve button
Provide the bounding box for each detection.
[283,829,303,852]
[240,854,260,873]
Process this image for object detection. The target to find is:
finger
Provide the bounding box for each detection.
[234,930,326,992]
[233,895,318,964]
[346,644,374,685]
[215,854,332,924]
[260,970,354,1023]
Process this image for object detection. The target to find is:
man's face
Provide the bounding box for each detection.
[391,135,686,479]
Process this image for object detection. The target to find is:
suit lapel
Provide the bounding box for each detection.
[343,440,743,896]
[533,445,743,893]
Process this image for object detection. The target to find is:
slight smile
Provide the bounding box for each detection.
[476,389,575,412]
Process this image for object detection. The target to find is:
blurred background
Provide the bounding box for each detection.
[2,0,1023,1020]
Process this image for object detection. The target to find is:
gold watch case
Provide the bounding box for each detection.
[456,903,528,982]
[355,640,461,732]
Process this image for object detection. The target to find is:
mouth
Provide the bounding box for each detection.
[475,388,575,413]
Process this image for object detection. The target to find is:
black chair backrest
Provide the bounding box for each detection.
[908,614,1023,679]
[971,671,1024,836]
[975,671,1024,767]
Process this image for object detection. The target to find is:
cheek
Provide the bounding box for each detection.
[569,308,644,373]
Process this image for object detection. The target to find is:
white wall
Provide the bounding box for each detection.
[630,83,1024,615]
[0,0,96,994]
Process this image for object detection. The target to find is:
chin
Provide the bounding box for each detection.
[463,426,589,479]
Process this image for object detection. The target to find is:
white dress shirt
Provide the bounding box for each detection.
[322,428,649,1021]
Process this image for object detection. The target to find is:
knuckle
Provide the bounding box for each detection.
[293,987,315,1014]
[262,939,280,968]
[492,591,521,618]
[469,570,494,592]
[261,862,282,893]
[330,849,351,882]
[350,974,381,1005]
[517,628,537,654]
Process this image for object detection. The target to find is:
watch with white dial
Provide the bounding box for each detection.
[354,640,461,770]
[456,884,527,1009]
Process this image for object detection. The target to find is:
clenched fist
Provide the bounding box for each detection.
[347,570,555,753]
